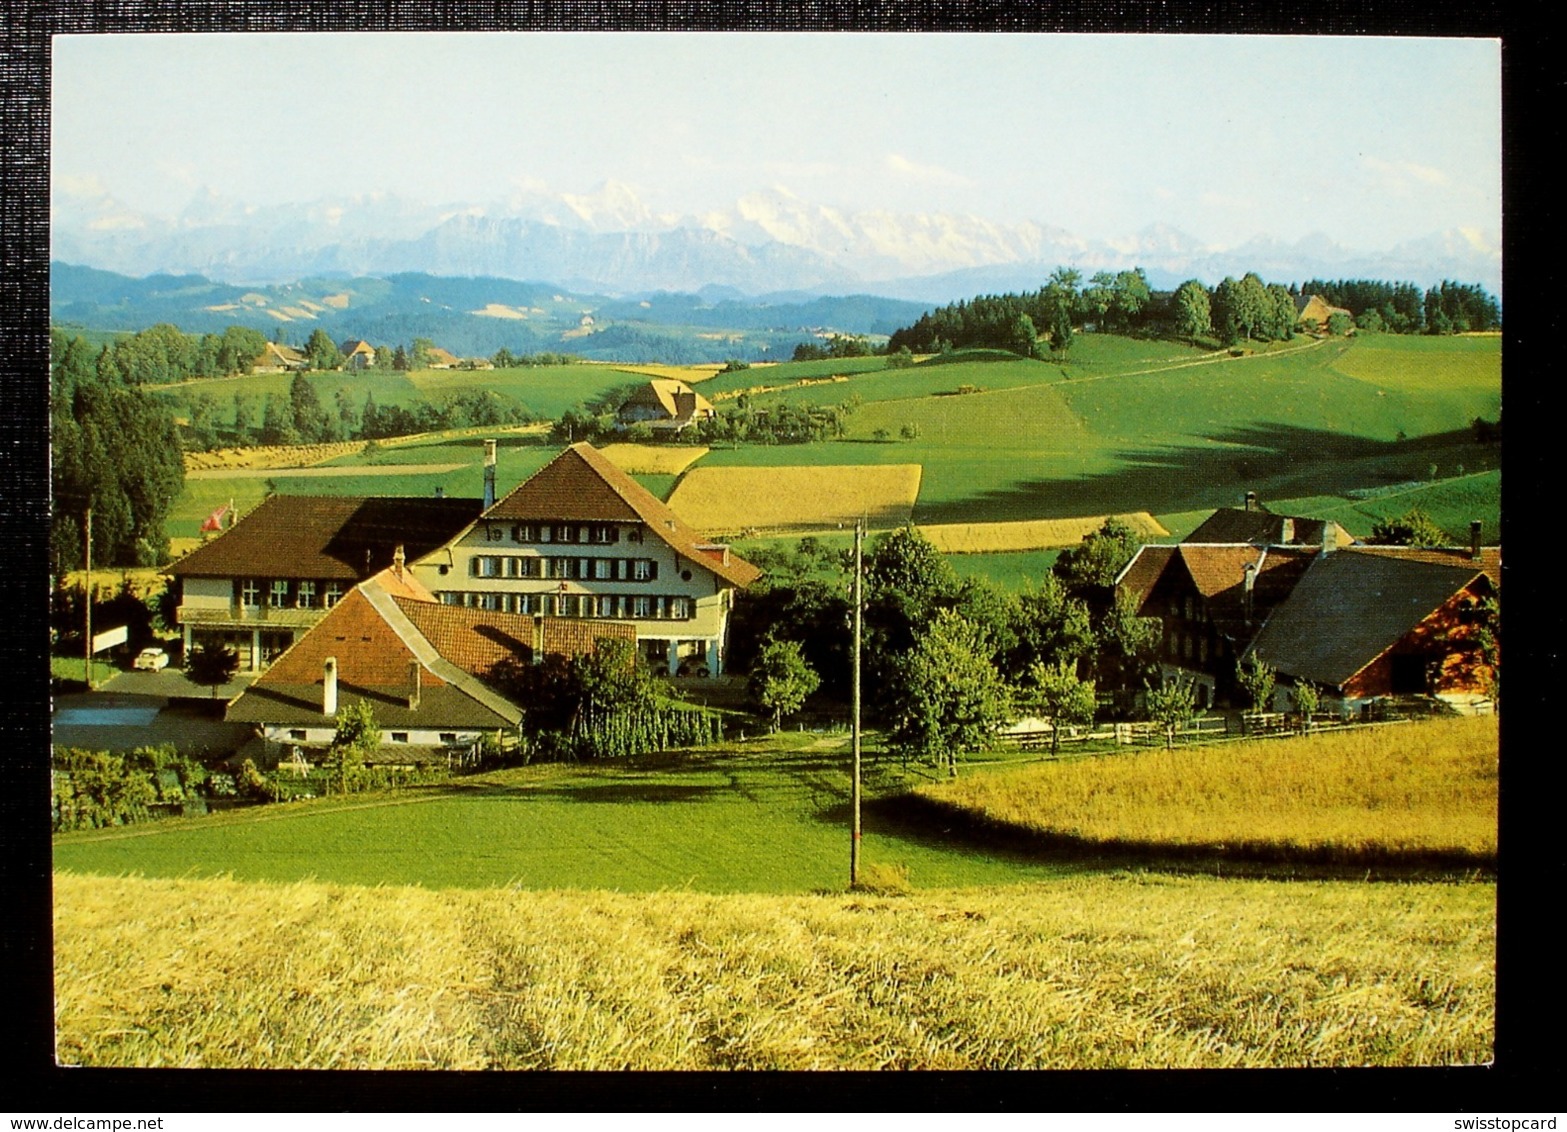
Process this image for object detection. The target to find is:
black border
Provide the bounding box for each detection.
[4,0,1553,1114]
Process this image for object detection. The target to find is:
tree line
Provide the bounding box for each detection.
[886,268,1501,357]
[730,520,1162,770]
[51,329,185,571]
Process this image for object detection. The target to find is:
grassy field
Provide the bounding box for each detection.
[914,717,1498,866]
[157,331,1502,560]
[53,869,1494,1069]
[51,734,1079,892]
[594,443,709,476]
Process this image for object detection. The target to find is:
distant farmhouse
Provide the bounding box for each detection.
[339,339,376,370]
[1117,497,1498,714]
[250,341,307,374]
[1293,293,1354,333]
[617,379,717,434]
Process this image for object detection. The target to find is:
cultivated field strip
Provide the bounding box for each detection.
[53,870,1494,1070]
[668,464,923,533]
[919,512,1169,554]
[595,444,710,476]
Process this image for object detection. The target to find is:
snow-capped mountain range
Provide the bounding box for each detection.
[52,180,1502,302]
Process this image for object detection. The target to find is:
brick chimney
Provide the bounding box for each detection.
[1470,520,1483,562]
[484,439,497,510]
[407,660,421,710]
[323,657,338,717]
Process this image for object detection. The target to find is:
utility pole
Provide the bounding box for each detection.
[83,506,92,691]
[850,519,863,888]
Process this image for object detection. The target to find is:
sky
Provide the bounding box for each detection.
[51,32,1502,250]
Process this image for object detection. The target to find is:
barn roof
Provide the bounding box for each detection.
[168,495,482,581]
[1184,507,1353,549]
[1245,552,1491,688]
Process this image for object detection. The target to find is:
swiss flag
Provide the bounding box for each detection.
[199,503,230,532]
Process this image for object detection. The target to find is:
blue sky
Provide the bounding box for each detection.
[51,32,1501,250]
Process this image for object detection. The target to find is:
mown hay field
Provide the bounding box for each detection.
[920,511,1168,554]
[53,869,1494,1070]
[595,443,709,476]
[917,717,1498,864]
[1327,333,1501,395]
[668,464,923,533]
[183,441,363,472]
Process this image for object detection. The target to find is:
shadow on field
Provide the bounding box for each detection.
[526,781,724,805]
[913,422,1491,525]
[861,791,1495,881]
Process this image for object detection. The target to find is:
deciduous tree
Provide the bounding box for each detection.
[748,638,821,731]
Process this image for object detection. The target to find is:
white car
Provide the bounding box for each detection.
[133,647,170,672]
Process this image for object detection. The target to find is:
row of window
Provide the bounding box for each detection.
[470,555,663,582]
[482,523,633,546]
[438,590,694,620]
[237,578,345,610]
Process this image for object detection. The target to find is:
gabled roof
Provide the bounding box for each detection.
[392,598,635,677]
[168,494,483,580]
[226,576,523,730]
[1116,544,1176,609]
[1184,507,1353,549]
[621,379,715,420]
[254,342,306,367]
[426,346,461,366]
[482,443,761,588]
[1245,552,1491,688]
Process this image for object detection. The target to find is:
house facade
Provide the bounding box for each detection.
[167,494,482,671]
[408,442,760,676]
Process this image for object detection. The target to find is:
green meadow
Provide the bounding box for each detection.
[163,331,1501,552]
[52,734,1077,893]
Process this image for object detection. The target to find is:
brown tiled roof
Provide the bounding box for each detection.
[226,581,524,730]
[1176,545,1268,599]
[255,588,447,689]
[621,379,714,420]
[1184,508,1353,549]
[540,617,637,658]
[1117,545,1176,610]
[394,597,637,676]
[426,347,461,366]
[1347,545,1501,589]
[484,443,761,588]
[1247,553,1491,688]
[168,495,482,580]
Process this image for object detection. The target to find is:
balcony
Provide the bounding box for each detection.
[176,603,328,630]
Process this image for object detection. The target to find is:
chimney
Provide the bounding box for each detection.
[323,657,338,717]
[1470,520,1483,562]
[407,660,421,710]
[484,439,497,510]
[532,615,545,664]
[392,544,406,581]
[434,486,445,499]
[1244,491,1257,512]
[1321,522,1335,557]
[1242,562,1257,623]
[1280,517,1294,545]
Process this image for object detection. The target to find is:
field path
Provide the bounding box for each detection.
[186,463,467,480]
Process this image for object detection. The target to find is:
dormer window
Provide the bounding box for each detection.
[297,581,317,609]
[241,579,260,608]
[324,581,343,608]
[269,579,289,608]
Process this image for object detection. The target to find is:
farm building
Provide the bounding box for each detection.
[1293,293,1355,333]
[617,379,717,434]
[409,441,760,676]
[424,346,462,369]
[339,339,376,370]
[249,341,308,374]
[224,566,636,768]
[1118,511,1499,713]
[1244,549,1498,711]
[166,493,483,672]
[1183,492,1354,550]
